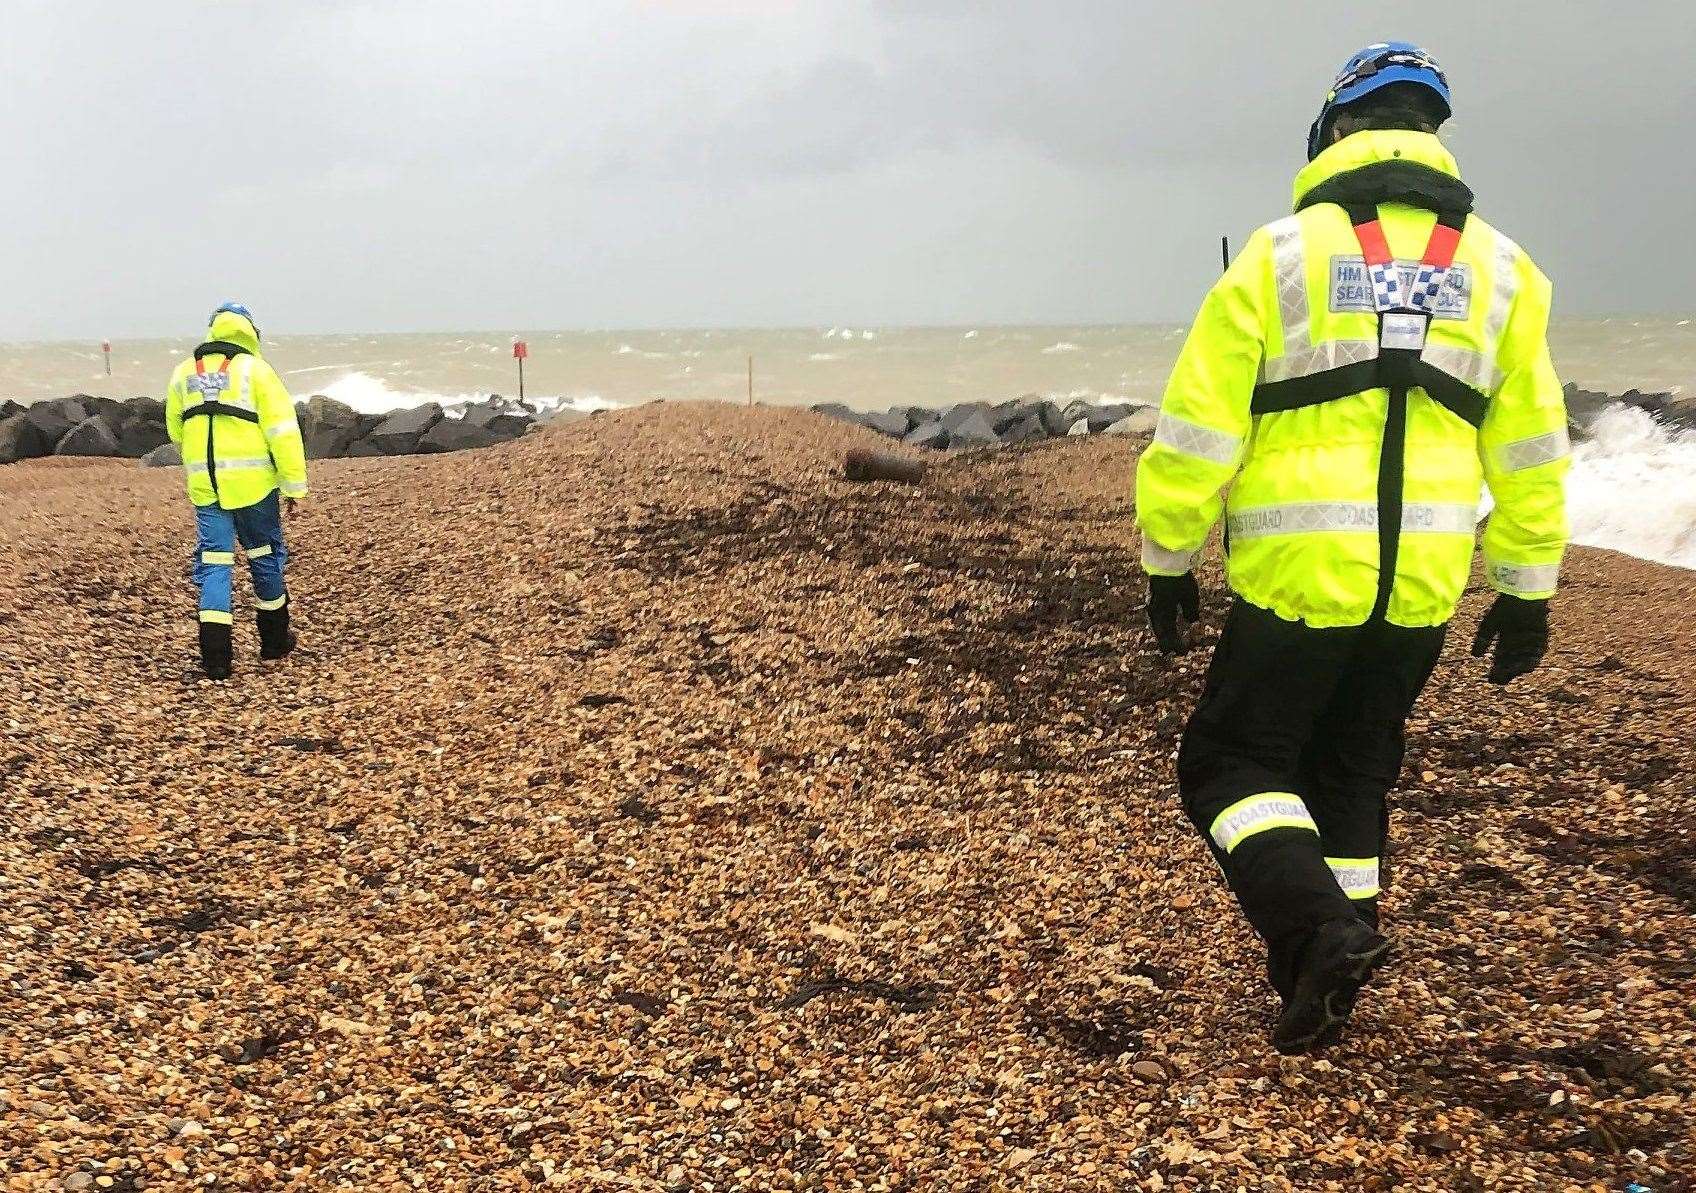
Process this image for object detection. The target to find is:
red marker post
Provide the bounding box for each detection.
[102,340,112,376]
[512,338,529,403]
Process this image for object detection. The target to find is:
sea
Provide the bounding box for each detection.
[4,320,1693,569]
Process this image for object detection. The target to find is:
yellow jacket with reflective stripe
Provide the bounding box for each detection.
[1136,130,1569,629]
[165,312,309,510]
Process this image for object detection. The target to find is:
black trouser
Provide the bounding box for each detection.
[1177,600,1446,998]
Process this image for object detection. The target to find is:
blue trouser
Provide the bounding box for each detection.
[192,490,288,624]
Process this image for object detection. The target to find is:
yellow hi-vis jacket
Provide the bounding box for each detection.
[1135,130,1570,629]
[165,311,309,510]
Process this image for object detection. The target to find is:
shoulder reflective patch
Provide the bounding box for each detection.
[1270,217,1310,358]
[1421,343,1497,393]
[1330,255,1471,320]
[1260,338,1377,385]
[1209,792,1318,854]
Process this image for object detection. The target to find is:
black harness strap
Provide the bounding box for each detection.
[1249,203,1488,428]
[194,340,251,361]
[179,401,260,424]
[1251,360,1382,415]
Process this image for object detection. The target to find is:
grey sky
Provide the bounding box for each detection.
[4,0,1692,339]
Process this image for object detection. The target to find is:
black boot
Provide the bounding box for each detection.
[257,598,297,660]
[198,621,233,680]
[1272,918,1392,1056]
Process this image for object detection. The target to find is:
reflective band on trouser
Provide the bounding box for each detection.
[1142,537,1197,574]
[246,544,273,559]
[255,594,288,611]
[1227,502,1477,541]
[1497,428,1570,473]
[1326,857,1381,900]
[1153,411,1242,466]
[1209,792,1319,855]
[200,550,235,566]
[198,610,234,625]
[1269,216,1309,360]
[1260,338,1378,384]
[1486,559,1560,596]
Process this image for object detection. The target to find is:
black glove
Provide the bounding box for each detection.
[1470,595,1549,684]
[1147,572,1201,655]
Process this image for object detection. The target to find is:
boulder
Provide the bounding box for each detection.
[0,414,53,464]
[76,394,125,421]
[1661,394,1696,429]
[1035,401,1073,437]
[0,400,22,421]
[1061,398,1097,426]
[903,421,950,450]
[345,439,387,458]
[141,442,182,468]
[1104,407,1160,436]
[115,416,170,458]
[358,402,443,455]
[418,418,505,454]
[300,394,364,459]
[460,398,532,431]
[55,416,124,457]
[811,402,865,427]
[940,402,992,432]
[125,396,166,422]
[949,410,1002,447]
[860,410,909,438]
[486,413,535,439]
[900,406,941,428]
[1067,418,1093,436]
[1085,403,1135,433]
[990,399,1037,434]
[999,412,1047,446]
[20,401,78,451]
[1561,383,1614,432]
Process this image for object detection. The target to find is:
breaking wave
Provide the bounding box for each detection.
[1568,404,1696,568]
[312,371,624,419]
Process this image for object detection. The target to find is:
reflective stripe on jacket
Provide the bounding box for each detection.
[1135,130,1569,629]
[165,311,309,510]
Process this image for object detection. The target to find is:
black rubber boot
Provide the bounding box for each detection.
[257,599,297,660]
[198,621,233,680]
[1272,918,1392,1056]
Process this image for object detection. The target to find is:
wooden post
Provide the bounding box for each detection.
[512,339,529,402]
[747,355,754,407]
[102,340,111,376]
[1221,236,1230,275]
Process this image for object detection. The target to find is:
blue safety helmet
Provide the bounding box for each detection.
[209,301,260,339]
[1307,42,1451,161]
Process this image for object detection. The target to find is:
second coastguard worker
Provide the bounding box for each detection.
[165,303,309,680]
[1135,44,1570,1053]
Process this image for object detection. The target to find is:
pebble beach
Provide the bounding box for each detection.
[2,403,1692,1190]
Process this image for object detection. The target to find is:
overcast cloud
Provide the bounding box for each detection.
[3,0,1692,338]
